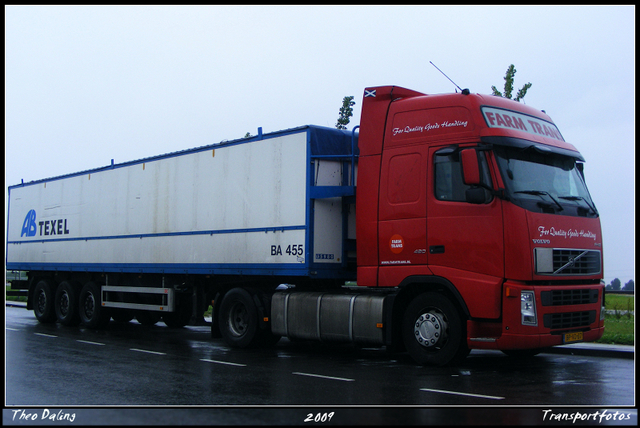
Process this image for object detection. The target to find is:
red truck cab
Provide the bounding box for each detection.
[356,86,604,364]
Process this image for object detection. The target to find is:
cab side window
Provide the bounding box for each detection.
[434,150,493,203]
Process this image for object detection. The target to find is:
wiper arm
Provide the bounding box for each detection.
[514,190,564,212]
[559,195,599,215]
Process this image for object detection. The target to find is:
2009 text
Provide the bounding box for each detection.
[304,412,335,423]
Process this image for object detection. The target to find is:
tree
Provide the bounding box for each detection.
[336,96,355,130]
[623,279,634,291]
[491,64,532,102]
[609,278,622,291]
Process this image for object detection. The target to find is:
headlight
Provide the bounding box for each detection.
[521,291,537,326]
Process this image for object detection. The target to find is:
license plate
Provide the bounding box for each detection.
[563,331,584,344]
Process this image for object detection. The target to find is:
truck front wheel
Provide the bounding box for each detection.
[402,292,469,366]
[218,288,261,348]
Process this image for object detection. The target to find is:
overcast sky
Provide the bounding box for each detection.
[4,5,635,285]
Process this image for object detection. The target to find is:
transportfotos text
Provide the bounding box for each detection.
[542,409,632,424]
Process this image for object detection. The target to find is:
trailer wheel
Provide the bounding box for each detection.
[55,281,81,326]
[402,292,469,366]
[79,282,110,329]
[33,279,57,324]
[219,288,261,348]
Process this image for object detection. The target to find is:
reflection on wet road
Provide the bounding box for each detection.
[5,305,635,423]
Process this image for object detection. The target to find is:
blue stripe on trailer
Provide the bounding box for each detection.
[6,224,306,245]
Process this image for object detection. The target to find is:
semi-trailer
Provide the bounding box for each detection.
[6,85,605,365]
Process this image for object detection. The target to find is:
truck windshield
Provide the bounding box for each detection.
[494,145,598,217]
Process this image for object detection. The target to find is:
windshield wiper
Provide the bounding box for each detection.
[514,190,564,212]
[559,195,599,215]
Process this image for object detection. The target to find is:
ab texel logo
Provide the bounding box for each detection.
[21,209,37,237]
[20,209,70,238]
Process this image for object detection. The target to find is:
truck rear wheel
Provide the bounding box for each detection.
[402,292,469,366]
[55,281,81,326]
[33,279,57,324]
[219,288,261,348]
[79,282,110,329]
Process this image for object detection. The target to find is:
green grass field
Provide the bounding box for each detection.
[598,293,635,345]
[605,293,635,312]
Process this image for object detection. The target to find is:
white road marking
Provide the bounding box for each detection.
[292,372,355,382]
[200,358,246,367]
[420,388,504,400]
[77,340,106,346]
[34,333,57,338]
[6,327,19,331]
[130,348,166,356]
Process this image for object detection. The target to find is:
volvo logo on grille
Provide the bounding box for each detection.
[555,251,588,274]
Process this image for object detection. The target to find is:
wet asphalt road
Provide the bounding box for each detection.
[4,306,636,425]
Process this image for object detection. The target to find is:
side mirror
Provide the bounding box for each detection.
[465,187,486,204]
[576,162,585,181]
[461,149,480,185]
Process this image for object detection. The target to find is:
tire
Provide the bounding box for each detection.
[55,281,81,326]
[79,282,111,329]
[402,292,469,366]
[33,279,57,324]
[218,288,261,348]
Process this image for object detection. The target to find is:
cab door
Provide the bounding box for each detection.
[426,146,504,317]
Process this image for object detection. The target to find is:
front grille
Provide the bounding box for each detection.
[553,249,601,275]
[541,289,599,306]
[543,311,596,329]
[535,248,601,275]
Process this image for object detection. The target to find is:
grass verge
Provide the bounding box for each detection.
[598,293,635,346]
